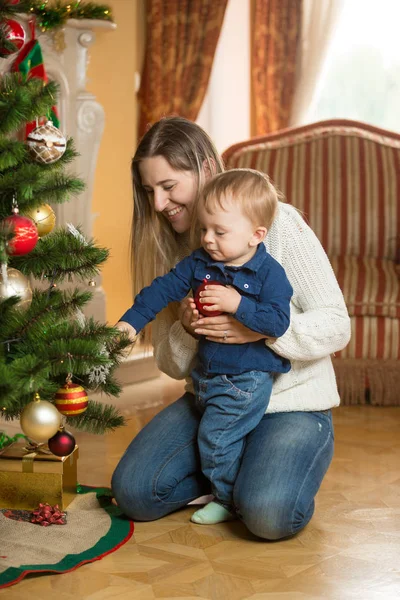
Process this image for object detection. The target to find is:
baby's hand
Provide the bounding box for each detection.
[115,321,138,343]
[199,285,241,315]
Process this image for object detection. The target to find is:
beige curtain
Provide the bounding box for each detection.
[252,0,302,135]
[138,0,228,137]
[289,0,346,126]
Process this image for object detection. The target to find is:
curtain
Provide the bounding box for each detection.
[289,0,345,126]
[252,0,302,135]
[138,0,228,137]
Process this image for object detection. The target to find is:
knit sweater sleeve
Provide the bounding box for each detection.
[267,206,351,361]
[151,303,198,380]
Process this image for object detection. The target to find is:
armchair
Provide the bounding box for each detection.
[223,119,400,405]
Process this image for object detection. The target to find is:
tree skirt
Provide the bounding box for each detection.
[0,486,134,589]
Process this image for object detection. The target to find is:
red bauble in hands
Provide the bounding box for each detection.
[194,279,225,317]
[4,213,38,255]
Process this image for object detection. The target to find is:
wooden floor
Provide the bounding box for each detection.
[2,374,400,600]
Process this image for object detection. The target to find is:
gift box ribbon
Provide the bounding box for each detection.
[21,441,53,472]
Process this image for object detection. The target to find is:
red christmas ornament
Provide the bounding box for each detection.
[54,381,88,416]
[194,279,225,317]
[48,427,76,457]
[4,212,38,255]
[0,18,26,55]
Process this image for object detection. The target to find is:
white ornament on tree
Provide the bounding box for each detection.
[26,120,67,164]
[87,343,112,386]
[20,394,62,443]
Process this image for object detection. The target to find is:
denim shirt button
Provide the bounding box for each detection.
[244,283,249,289]
[205,274,211,279]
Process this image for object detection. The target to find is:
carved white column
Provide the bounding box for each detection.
[0,17,116,321]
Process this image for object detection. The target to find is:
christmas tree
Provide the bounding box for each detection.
[0,5,131,452]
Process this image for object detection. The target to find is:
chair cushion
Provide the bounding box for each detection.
[336,316,399,360]
[330,256,400,318]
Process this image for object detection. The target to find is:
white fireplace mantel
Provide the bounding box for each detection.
[0,16,116,321]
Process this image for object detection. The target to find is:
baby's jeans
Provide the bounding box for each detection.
[191,367,273,510]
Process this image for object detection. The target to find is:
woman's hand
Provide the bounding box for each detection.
[179,297,201,338]
[192,313,277,344]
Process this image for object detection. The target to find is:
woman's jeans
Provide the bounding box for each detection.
[111,392,334,540]
[191,368,273,509]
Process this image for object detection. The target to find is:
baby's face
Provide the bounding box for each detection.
[197,194,259,266]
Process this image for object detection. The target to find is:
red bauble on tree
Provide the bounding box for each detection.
[0,18,26,55]
[4,210,38,255]
[54,381,88,416]
[48,427,76,457]
[194,279,225,317]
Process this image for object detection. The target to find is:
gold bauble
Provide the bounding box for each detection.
[24,204,56,237]
[0,267,33,310]
[20,395,62,443]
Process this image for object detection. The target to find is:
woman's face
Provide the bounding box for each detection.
[139,156,198,234]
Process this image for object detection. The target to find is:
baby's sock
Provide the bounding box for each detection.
[190,501,236,525]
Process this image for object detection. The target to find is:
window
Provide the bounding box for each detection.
[310,0,400,132]
[196,0,250,153]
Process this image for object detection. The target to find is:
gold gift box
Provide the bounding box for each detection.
[0,442,78,510]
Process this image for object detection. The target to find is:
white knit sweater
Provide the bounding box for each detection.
[152,202,351,413]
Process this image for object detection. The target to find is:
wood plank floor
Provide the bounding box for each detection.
[2,374,400,599]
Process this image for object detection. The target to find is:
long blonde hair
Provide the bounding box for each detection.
[130,117,224,343]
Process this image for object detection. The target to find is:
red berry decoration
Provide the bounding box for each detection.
[4,212,38,255]
[54,381,88,416]
[48,427,76,457]
[194,278,225,317]
[0,18,26,55]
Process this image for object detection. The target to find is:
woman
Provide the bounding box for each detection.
[111,116,351,540]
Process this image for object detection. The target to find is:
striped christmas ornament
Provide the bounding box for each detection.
[54,382,88,416]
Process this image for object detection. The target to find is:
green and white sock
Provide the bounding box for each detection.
[190,501,236,525]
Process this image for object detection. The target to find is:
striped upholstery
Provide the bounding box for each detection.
[223,120,400,405]
[330,257,400,319]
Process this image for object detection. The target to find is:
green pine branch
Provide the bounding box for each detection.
[10,227,108,281]
[0,0,31,19]
[0,75,59,136]
[66,399,126,434]
[0,151,85,219]
[0,289,92,342]
[0,356,54,409]
[0,138,26,171]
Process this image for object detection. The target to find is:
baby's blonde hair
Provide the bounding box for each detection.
[192,169,279,244]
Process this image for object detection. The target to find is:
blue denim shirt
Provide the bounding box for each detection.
[120,244,293,375]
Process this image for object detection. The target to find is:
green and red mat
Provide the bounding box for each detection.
[0,486,134,589]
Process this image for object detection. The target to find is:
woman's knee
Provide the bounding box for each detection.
[111,461,155,521]
[234,489,314,541]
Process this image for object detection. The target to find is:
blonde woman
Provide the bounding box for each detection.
[111,117,351,540]
[116,169,293,525]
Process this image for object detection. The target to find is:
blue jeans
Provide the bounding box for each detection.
[111,393,334,540]
[191,367,273,509]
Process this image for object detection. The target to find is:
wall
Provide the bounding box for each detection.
[86,0,145,324]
